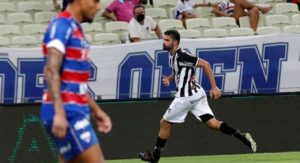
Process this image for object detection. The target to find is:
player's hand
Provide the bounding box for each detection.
[210,87,222,99]
[162,75,170,86]
[52,112,68,139]
[93,111,112,134]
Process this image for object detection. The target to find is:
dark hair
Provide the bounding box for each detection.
[164,30,180,44]
[133,4,145,13]
[67,0,75,3]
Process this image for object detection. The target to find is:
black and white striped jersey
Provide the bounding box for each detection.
[169,48,201,97]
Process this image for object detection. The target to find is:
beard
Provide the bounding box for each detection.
[163,44,173,51]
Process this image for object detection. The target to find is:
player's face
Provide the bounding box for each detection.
[162,35,175,51]
[81,0,101,23]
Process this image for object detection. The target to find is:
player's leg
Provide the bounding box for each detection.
[138,97,190,163]
[70,144,104,163]
[191,88,257,152]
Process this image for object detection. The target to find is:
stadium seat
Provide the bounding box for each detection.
[292,14,300,25]
[44,0,62,12]
[0,2,17,15]
[34,12,56,24]
[11,35,39,47]
[185,18,211,35]
[145,8,168,23]
[282,25,300,34]
[239,15,264,28]
[23,24,47,39]
[0,36,10,47]
[159,19,185,32]
[258,0,285,7]
[101,0,114,9]
[169,7,176,19]
[81,22,105,36]
[265,14,290,31]
[275,3,299,19]
[178,29,202,38]
[0,25,22,39]
[17,2,44,14]
[7,12,33,26]
[0,14,6,25]
[229,28,255,36]
[84,34,93,43]
[195,7,216,20]
[93,33,122,46]
[105,21,128,42]
[212,17,239,31]
[153,0,176,17]
[203,28,228,38]
[256,26,281,35]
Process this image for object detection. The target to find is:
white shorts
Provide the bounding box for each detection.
[163,87,214,123]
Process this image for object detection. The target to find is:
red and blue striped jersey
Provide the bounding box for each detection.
[42,11,91,107]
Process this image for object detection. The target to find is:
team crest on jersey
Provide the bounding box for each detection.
[80,131,91,143]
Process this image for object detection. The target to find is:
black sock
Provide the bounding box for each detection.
[220,122,238,136]
[154,136,167,153]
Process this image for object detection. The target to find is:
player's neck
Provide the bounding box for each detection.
[66,4,83,23]
[169,46,179,55]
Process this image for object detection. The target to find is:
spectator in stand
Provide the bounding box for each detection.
[176,0,214,28]
[212,0,272,31]
[287,0,300,10]
[128,5,162,42]
[102,0,140,22]
[52,0,68,11]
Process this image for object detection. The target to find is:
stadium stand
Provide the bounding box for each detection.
[17,2,44,14]
[0,36,9,47]
[0,14,6,25]
[159,19,185,31]
[256,26,281,35]
[275,3,300,19]
[145,8,168,23]
[7,12,33,26]
[178,29,202,38]
[186,18,211,35]
[0,0,299,46]
[265,14,291,31]
[292,14,300,25]
[212,17,239,32]
[229,27,255,36]
[283,25,300,33]
[94,33,122,45]
[34,12,56,24]
[203,28,228,38]
[11,35,38,47]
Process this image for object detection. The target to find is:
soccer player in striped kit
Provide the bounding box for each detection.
[40,0,112,162]
[138,30,257,163]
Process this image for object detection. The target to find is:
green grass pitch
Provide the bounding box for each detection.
[107,152,300,163]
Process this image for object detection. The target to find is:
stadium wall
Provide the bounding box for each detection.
[1,33,300,104]
[0,95,300,162]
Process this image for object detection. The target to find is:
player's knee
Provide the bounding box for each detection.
[249,7,259,14]
[160,119,171,129]
[205,118,221,130]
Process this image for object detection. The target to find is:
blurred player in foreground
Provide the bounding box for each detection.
[138,29,257,163]
[40,0,112,162]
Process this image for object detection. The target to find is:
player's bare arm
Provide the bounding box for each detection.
[162,75,175,86]
[196,59,221,99]
[44,47,68,139]
[87,95,112,134]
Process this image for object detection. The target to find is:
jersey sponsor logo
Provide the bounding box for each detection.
[59,143,72,154]
[74,119,90,131]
